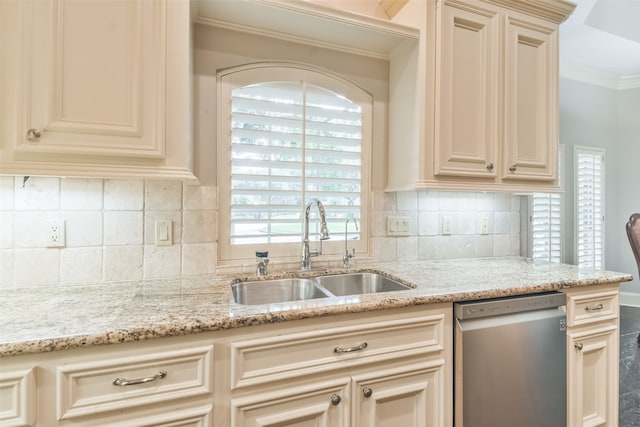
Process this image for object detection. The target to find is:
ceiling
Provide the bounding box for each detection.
[559,0,640,89]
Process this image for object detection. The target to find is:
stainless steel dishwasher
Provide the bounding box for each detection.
[454,292,567,427]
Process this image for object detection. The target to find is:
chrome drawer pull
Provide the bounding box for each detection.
[584,304,604,312]
[334,342,368,353]
[113,370,167,387]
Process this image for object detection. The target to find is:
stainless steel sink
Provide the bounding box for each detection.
[314,272,411,296]
[232,278,330,305]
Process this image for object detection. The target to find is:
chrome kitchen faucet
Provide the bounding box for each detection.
[343,216,358,269]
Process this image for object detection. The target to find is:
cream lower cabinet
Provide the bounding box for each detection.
[387,0,575,192]
[563,285,620,427]
[0,0,195,181]
[0,304,452,427]
[0,368,36,427]
[0,338,216,426]
[228,304,452,427]
[231,362,442,427]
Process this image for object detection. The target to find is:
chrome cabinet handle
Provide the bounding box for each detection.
[334,342,368,353]
[574,343,583,350]
[486,163,494,171]
[331,394,341,405]
[509,165,517,172]
[26,129,41,141]
[585,304,604,312]
[362,387,373,398]
[113,370,167,386]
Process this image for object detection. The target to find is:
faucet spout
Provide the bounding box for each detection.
[343,216,358,269]
[301,198,330,270]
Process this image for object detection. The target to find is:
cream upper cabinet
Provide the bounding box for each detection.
[563,285,620,427]
[387,0,575,192]
[435,1,499,178]
[0,0,195,181]
[502,14,558,181]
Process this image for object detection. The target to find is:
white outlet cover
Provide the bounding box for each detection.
[47,219,66,247]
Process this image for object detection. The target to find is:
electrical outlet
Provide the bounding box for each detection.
[47,220,66,247]
[442,216,452,235]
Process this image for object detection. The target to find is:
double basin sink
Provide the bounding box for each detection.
[232,272,412,305]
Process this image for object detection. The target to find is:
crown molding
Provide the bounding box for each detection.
[560,64,640,90]
[484,0,576,24]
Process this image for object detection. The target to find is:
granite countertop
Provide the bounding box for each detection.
[0,257,632,357]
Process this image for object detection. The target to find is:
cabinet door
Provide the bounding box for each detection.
[567,323,618,427]
[16,0,166,159]
[434,0,499,178]
[502,15,558,181]
[231,379,349,427]
[352,361,445,427]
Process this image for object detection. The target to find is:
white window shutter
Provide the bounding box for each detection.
[575,147,605,269]
[531,193,562,262]
[530,145,564,263]
[230,81,362,245]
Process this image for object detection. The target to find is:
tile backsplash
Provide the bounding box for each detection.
[0,177,217,287]
[0,176,521,288]
[370,190,521,262]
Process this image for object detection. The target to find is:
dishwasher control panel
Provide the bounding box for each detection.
[454,292,566,320]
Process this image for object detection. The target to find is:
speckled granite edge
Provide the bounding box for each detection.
[1,257,633,357]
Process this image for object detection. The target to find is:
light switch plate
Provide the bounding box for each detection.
[387,216,410,236]
[442,216,452,235]
[155,220,173,246]
[480,216,490,235]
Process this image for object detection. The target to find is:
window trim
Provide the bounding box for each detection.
[217,62,372,263]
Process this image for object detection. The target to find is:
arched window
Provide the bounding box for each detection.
[218,63,371,262]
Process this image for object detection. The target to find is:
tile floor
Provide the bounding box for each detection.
[620,305,640,427]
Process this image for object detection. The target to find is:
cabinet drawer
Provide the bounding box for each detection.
[231,313,445,389]
[0,368,35,426]
[565,288,619,327]
[57,345,213,420]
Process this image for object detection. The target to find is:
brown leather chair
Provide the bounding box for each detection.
[625,213,640,346]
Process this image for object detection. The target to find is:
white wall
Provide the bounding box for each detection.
[559,78,640,293]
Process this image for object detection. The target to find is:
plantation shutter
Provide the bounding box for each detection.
[530,145,563,262]
[230,81,362,245]
[531,193,562,262]
[575,147,605,269]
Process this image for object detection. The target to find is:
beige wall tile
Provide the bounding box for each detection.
[61,179,103,210]
[60,247,103,283]
[143,245,181,278]
[14,177,59,210]
[14,249,59,286]
[104,179,143,210]
[145,180,182,211]
[104,246,143,281]
[104,212,143,245]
